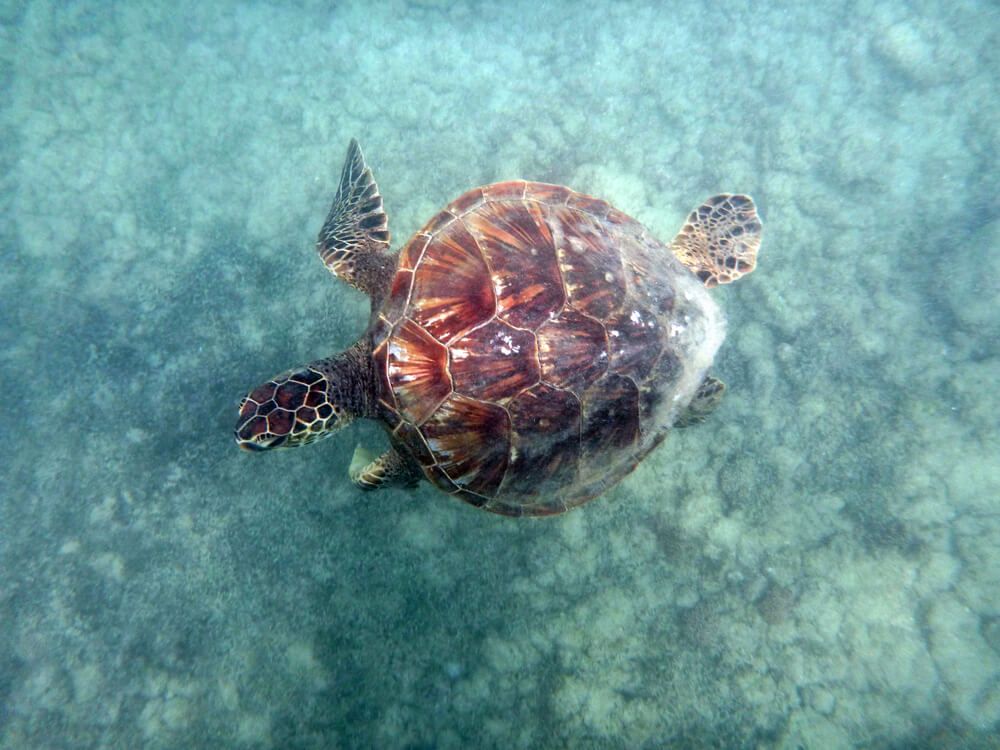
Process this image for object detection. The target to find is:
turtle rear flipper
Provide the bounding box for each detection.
[316,139,394,297]
[671,194,761,287]
[675,375,725,428]
[349,445,422,490]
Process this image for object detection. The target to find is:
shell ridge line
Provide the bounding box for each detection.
[459,211,500,316]
[543,203,570,328]
[408,232,433,271]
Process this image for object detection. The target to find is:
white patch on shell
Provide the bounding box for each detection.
[655,270,726,429]
[669,314,690,338]
[495,332,520,356]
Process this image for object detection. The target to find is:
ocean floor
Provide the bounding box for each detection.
[2,1,999,748]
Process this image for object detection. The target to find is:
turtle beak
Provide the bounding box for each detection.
[234,425,288,452]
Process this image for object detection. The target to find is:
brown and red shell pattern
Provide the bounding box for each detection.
[370,181,695,516]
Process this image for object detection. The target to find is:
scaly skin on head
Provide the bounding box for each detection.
[234,340,374,451]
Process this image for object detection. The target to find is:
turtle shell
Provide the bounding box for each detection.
[369,181,723,516]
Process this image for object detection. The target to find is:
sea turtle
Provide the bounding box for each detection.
[235,140,762,516]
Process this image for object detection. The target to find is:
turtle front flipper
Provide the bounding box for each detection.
[349,446,422,491]
[316,139,394,298]
[675,375,726,428]
[671,194,762,287]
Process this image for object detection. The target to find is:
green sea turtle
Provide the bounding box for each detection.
[235,140,762,516]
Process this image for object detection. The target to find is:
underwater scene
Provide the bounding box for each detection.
[1,1,998,747]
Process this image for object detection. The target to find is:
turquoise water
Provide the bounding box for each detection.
[2,1,998,747]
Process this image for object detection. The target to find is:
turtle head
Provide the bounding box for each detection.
[235,364,350,451]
